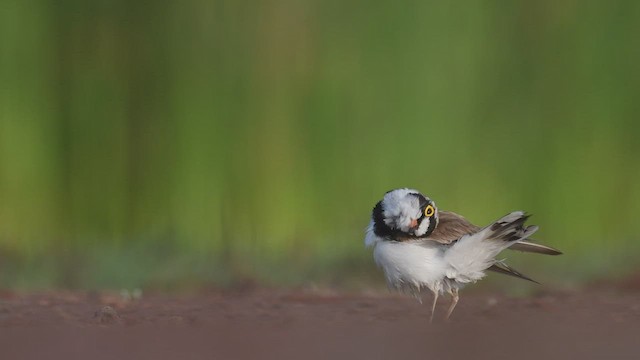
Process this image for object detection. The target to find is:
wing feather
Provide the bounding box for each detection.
[426,211,480,244]
[509,240,562,255]
[488,261,540,284]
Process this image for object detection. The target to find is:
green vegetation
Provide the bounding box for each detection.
[1,1,640,289]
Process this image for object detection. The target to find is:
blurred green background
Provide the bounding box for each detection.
[1,0,640,290]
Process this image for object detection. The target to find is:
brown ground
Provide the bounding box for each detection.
[1,285,639,360]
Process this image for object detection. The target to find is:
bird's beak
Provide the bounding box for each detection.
[409,218,418,229]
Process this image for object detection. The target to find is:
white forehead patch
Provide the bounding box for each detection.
[414,217,431,236]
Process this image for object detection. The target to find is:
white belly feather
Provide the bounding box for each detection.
[373,240,449,293]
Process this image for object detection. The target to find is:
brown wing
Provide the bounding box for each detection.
[426,211,480,244]
[426,211,563,255]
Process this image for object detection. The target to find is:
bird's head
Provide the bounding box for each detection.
[371,188,438,240]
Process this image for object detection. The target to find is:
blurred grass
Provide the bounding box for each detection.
[1,0,640,289]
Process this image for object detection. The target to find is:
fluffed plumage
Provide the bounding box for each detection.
[364,188,561,321]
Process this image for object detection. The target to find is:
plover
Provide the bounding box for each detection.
[365,188,561,321]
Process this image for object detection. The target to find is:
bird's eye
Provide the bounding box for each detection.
[424,204,435,217]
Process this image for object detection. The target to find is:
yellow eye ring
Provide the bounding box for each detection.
[424,204,435,217]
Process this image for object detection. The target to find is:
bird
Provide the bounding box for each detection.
[364,188,561,321]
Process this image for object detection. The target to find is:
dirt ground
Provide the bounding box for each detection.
[1,284,639,360]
